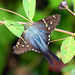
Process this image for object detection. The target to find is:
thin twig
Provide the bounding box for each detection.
[55,28,74,36]
[17,22,27,24]
[0,21,27,25]
[66,7,75,16]
[0,8,30,21]
[50,38,66,43]
[0,21,5,25]
[0,21,74,36]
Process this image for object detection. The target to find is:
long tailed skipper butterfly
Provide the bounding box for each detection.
[13,14,61,66]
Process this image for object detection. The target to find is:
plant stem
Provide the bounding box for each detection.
[0,21,74,36]
[66,7,75,16]
[55,28,73,36]
[0,21,5,25]
[50,38,66,43]
[0,8,30,21]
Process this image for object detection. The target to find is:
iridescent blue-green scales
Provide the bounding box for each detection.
[13,14,61,66]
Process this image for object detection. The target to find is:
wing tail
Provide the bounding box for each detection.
[48,49,59,61]
[41,47,59,66]
[43,52,54,66]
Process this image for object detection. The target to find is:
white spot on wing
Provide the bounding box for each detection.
[48,39,50,41]
[48,35,50,37]
[48,27,50,30]
[17,42,20,45]
[32,49,34,51]
[22,45,24,47]
[42,19,48,27]
[27,45,29,47]
[48,42,50,44]
[50,22,52,24]
[53,15,56,19]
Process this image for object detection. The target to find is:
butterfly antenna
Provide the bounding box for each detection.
[0,8,30,22]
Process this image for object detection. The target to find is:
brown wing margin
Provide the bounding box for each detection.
[13,30,41,54]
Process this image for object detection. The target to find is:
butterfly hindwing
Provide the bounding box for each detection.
[13,30,30,54]
[13,30,41,54]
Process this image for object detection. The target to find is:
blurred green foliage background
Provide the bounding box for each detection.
[0,0,75,75]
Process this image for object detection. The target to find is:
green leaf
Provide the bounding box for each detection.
[71,68,75,75]
[72,0,75,13]
[23,0,36,20]
[62,64,75,72]
[4,20,24,37]
[49,0,61,9]
[61,36,75,64]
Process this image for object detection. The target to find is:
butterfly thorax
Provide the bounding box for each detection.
[24,25,49,53]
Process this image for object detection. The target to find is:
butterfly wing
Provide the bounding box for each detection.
[33,14,61,34]
[13,14,61,54]
[32,14,61,44]
[13,30,41,54]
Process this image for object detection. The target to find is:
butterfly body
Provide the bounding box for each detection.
[25,24,47,50]
[13,14,61,66]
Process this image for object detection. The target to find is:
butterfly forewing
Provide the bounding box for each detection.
[33,14,61,34]
[32,14,61,44]
[13,14,61,54]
